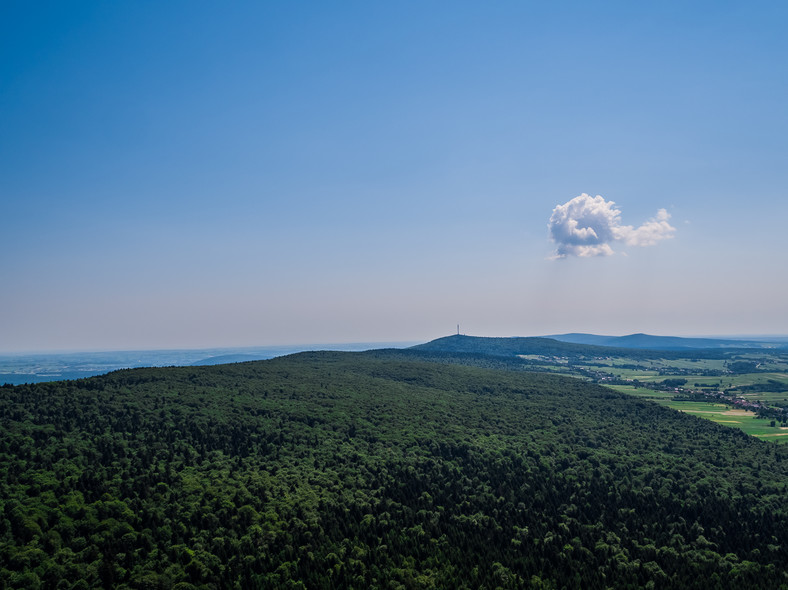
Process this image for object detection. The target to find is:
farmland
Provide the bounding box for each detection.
[552,353,788,443]
[605,387,788,442]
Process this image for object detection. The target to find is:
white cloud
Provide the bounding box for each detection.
[548,194,675,259]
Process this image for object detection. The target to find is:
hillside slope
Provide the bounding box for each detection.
[1,352,787,588]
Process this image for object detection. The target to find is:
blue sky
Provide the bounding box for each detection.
[2,1,788,352]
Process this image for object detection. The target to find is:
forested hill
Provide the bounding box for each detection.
[411,335,595,357]
[412,334,757,360]
[1,351,788,588]
[546,333,788,350]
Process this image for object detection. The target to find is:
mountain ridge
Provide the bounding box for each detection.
[545,332,788,350]
[410,334,788,363]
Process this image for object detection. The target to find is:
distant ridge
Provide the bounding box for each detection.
[410,334,786,360]
[545,332,788,350]
[411,335,609,357]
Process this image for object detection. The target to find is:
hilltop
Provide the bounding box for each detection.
[411,334,595,356]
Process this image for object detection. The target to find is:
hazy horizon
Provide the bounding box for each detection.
[0,339,423,357]
[3,2,788,353]
[5,332,788,358]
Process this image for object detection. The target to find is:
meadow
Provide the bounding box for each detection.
[606,388,788,442]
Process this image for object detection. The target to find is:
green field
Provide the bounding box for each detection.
[601,357,727,372]
[667,401,788,441]
[607,385,788,443]
[605,384,675,400]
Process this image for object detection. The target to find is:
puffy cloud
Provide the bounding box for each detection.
[616,208,676,247]
[548,194,675,259]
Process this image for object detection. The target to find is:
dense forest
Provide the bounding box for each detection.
[1,351,787,588]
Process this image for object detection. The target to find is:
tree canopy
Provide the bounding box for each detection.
[1,351,787,588]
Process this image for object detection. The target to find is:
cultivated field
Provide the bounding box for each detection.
[565,352,788,443]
